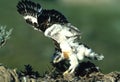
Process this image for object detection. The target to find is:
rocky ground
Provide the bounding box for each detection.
[0,61,120,82]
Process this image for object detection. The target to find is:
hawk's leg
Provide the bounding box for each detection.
[63,54,78,75]
[53,51,64,63]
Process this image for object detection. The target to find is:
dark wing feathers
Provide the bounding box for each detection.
[17,0,42,17]
[17,0,68,28]
[42,9,69,24]
[36,9,69,31]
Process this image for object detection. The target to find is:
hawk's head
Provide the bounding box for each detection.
[17,0,69,32]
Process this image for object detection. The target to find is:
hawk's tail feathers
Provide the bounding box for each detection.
[77,44,104,61]
[17,0,42,17]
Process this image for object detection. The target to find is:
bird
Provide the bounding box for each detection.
[17,0,104,75]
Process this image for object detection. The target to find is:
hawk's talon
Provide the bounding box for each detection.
[63,70,69,76]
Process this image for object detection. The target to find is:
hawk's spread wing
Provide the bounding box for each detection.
[17,0,68,32]
[17,0,42,28]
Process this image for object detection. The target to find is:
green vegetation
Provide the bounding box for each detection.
[0,26,12,47]
[0,0,120,73]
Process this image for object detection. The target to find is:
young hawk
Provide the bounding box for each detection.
[17,0,104,75]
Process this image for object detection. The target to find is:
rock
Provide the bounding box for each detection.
[0,65,19,82]
[0,63,120,82]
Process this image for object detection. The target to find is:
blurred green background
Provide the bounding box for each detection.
[0,0,120,73]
